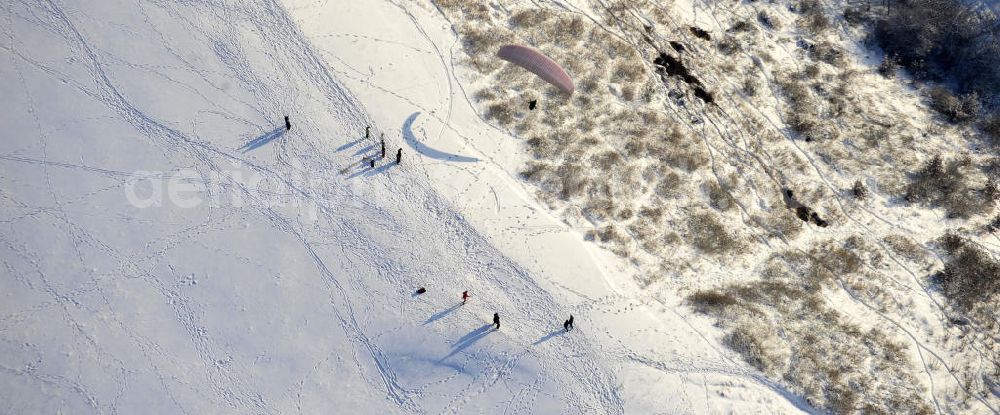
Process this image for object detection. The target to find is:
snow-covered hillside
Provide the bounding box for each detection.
[4,0,1000,413]
[0,0,818,413]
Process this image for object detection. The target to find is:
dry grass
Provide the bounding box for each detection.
[686,211,745,255]
[687,254,933,413]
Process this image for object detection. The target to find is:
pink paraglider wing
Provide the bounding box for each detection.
[496,45,574,95]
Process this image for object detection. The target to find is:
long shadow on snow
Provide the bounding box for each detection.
[345,159,395,179]
[439,324,492,361]
[239,127,286,152]
[424,303,462,325]
[532,329,565,345]
[336,137,365,152]
[403,112,478,162]
[364,161,394,177]
[352,144,374,157]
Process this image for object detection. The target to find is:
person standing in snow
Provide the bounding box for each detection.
[366,125,370,139]
[462,290,469,304]
[369,158,375,169]
[564,315,574,331]
[492,312,500,330]
[381,134,386,158]
[396,148,402,165]
[284,116,291,131]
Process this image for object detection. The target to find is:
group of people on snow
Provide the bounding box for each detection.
[364,125,403,168]
[419,288,575,334]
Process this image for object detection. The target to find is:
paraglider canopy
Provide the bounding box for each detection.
[496,45,574,95]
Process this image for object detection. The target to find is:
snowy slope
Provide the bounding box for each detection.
[0,0,812,414]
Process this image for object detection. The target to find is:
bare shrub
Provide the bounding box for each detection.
[802,12,830,34]
[654,171,683,198]
[762,208,804,240]
[757,10,779,30]
[742,73,760,96]
[686,212,744,255]
[928,87,980,123]
[548,16,588,47]
[936,233,1000,312]
[717,35,742,55]
[883,234,927,263]
[591,151,623,171]
[613,61,646,84]
[805,243,862,288]
[557,163,588,200]
[861,125,889,148]
[582,197,614,222]
[809,41,843,66]
[852,179,869,199]
[981,112,1000,144]
[904,155,997,218]
[688,290,739,314]
[657,127,708,172]
[704,180,736,211]
[729,20,756,33]
[843,6,868,25]
[987,214,1000,232]
[509,9,553,28]
[804,64,821,79]
[797,0,830,34]
[878,54,900,78]
[484,102,516,126]
[724,327,774,373]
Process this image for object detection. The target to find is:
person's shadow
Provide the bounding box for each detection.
[532,329,565,345]
[239,127,286,152]
[424,303,462,325]
[439,324,493,361]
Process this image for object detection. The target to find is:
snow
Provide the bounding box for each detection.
[4,0,997,413]
[0,0,810,413]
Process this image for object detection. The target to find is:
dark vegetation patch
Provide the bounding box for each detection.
[929,87,980,124]
[935,233,1000,312]
[757,10,777,29]
[859,0,1000,133]
[652,52,714,104]
[689,26,711,40]
[783,188,829,227]
[903,155,997,219]
[852,179,869,199]
[653,52,698,84]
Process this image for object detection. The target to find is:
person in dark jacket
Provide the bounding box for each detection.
[462,290,469,304]
[396,148,402,165]
[564,315,574,331]
[492,312,500,330]
[284,116,291,131]
[381,134,386,158]
[366,125,370,139]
